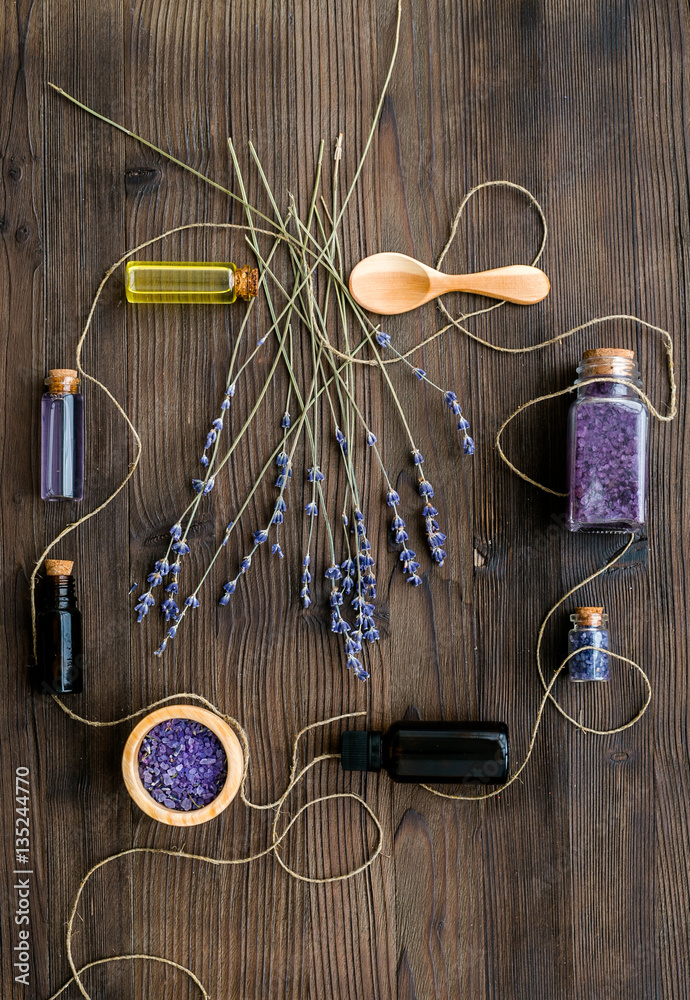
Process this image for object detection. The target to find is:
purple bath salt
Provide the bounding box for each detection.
[567,607,610,682]
[566,348,648,532]
[138,718,228,811]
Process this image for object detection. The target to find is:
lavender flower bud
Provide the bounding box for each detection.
[253,529,269,545]
[200,455,210,467]
[281,412,291,428]
[221,399,231,411]
[366,431,377,446]
[463,436,475,455]
[185,596,200,608]
[413,368,426,380]
[376,332,391,347]
[212,418,223,431]
[304,501,318,516]
[223,581,237,594]
[418,479,434,497]
[271,543,284,557]
[386,489,400,506]
[203,478,215,494]
[412,449,424,465]
[170,523,183,540]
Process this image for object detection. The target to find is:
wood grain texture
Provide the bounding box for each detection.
[1,1,689,998]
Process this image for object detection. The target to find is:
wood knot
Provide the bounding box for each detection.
[609,750,631,763]
[125,166,162,193]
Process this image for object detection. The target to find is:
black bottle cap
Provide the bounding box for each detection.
[341,730,382,772]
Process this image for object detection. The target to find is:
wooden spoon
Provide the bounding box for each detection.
[348,252,550,315]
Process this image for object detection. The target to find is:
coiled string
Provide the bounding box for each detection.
[47,700,382,1000]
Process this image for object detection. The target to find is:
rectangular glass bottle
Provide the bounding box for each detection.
[41,369,84,501]
[566,348,648,532]
[124,261,258,304]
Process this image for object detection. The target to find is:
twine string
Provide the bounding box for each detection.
[47,704,383,1000]
[31,138,674,1000]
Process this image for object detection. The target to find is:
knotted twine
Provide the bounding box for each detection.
[35,182,677,999]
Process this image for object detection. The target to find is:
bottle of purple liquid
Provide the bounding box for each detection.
[41,369,84,501]
[567,606,609,682]
[566,348,648,532]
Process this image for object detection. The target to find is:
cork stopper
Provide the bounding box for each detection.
[46,369,80,393]
[572,606,607,627]
[45,559,74,577]
[582,349,634,360]
[234,265,259,301]
[578,348,638,379]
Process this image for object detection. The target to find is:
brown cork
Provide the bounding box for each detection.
[45,559,74,577]
[46,370,80,394]
[234,265,259,301]
[583,348,634,359]
[573,606,606,627]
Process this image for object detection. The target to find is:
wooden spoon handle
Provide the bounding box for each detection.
[438,264,550,305]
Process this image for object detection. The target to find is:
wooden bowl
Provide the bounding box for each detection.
[122,705,244,826]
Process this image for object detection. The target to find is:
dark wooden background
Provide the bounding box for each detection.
[2,1,689,997]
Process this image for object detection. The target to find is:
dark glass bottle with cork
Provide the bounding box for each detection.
[341,721,509,784]
[36,559,83,695]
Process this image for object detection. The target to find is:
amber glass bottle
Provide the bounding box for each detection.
[36,560,83,695]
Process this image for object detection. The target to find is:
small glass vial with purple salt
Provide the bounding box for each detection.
[566,348,648,532]
[567,606,610,682]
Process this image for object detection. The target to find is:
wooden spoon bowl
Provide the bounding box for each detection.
[348,252,550,315]
[122,704,244,827]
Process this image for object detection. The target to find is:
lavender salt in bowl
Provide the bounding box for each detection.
[122,705,244,826]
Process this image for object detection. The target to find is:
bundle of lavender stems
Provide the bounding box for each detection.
[132,129,473,682]
[52,3,473,682]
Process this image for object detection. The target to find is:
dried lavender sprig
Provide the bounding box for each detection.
[158,348,329,650]
[136,290,295,621]
[376,333,475,454]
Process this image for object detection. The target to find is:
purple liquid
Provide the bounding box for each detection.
[41,392,84,500]
[568,626,610,681]
[566,385,648,531]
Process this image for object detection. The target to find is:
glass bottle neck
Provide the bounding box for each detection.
[570,607,608,630]
[42,576,77,610]
[575,350,641,398]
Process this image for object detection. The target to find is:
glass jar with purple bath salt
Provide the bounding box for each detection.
[567,606,610,682]
[566,348,648,532]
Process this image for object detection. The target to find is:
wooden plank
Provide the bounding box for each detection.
[0,2,688,999]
